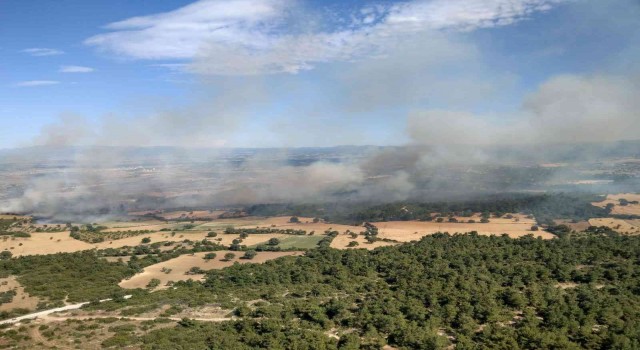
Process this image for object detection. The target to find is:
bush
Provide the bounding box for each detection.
[242,250,257,260]
[146,278,161,289]
[203,253,217,261]
[268,238,280,246]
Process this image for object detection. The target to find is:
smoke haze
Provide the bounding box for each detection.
[1,0,639,221]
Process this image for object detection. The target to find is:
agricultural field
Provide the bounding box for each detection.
[0,213,555,257]
[119,251,303,290]
[270,235,325,249]
[374,217,553,240]
[588,218,640,234]
[553,219,592,232]
[0,229,293,257]
[592,193,640,215]
[1,198,640,349]
[330,232,397,250]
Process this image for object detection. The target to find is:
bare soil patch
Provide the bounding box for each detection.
[119,251,303,290]
[555,282,579,289]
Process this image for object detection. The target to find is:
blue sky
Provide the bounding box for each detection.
[1,0,638,148]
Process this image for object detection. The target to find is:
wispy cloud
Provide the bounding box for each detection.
[15,80,60,87]
[85,0,566,75]
[59,65,95,73]
[22,48,64,56]
[150,63,188,71]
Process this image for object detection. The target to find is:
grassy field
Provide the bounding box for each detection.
[272,235,325,249]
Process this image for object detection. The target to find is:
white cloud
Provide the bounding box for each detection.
[59,65,95,73]
[386,0,562,31]
[15,80,60,87]
[22,48,64,56]
[85,0,566,75]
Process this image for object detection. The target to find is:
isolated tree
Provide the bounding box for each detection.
[207,231,217,237]
[242,250,257,260]
[289,216,300,223]
[347,241,359,247]
[141,237,151,244]
[203,253,217,261]
[224,252,236,261]
[268,238,280,246]
[187,266,204,275]
[531,225,539,231]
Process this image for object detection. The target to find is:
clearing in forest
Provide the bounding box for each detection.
[119,251,303,290]
[0,276,40,311]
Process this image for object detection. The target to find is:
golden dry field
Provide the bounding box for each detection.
[0,229,291,257]
[588,218,640,234]
[330,233,397,250]
[119,251,303,289]
[553,219,591,232]
[592,193,640,215]
[0,214,554,256]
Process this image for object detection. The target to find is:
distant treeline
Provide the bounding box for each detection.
[246,192,613,226]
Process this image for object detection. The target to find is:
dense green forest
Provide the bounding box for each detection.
[89,233,640,349]
[247,192,613,225]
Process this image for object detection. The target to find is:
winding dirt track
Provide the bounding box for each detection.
[0,295,132,325]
